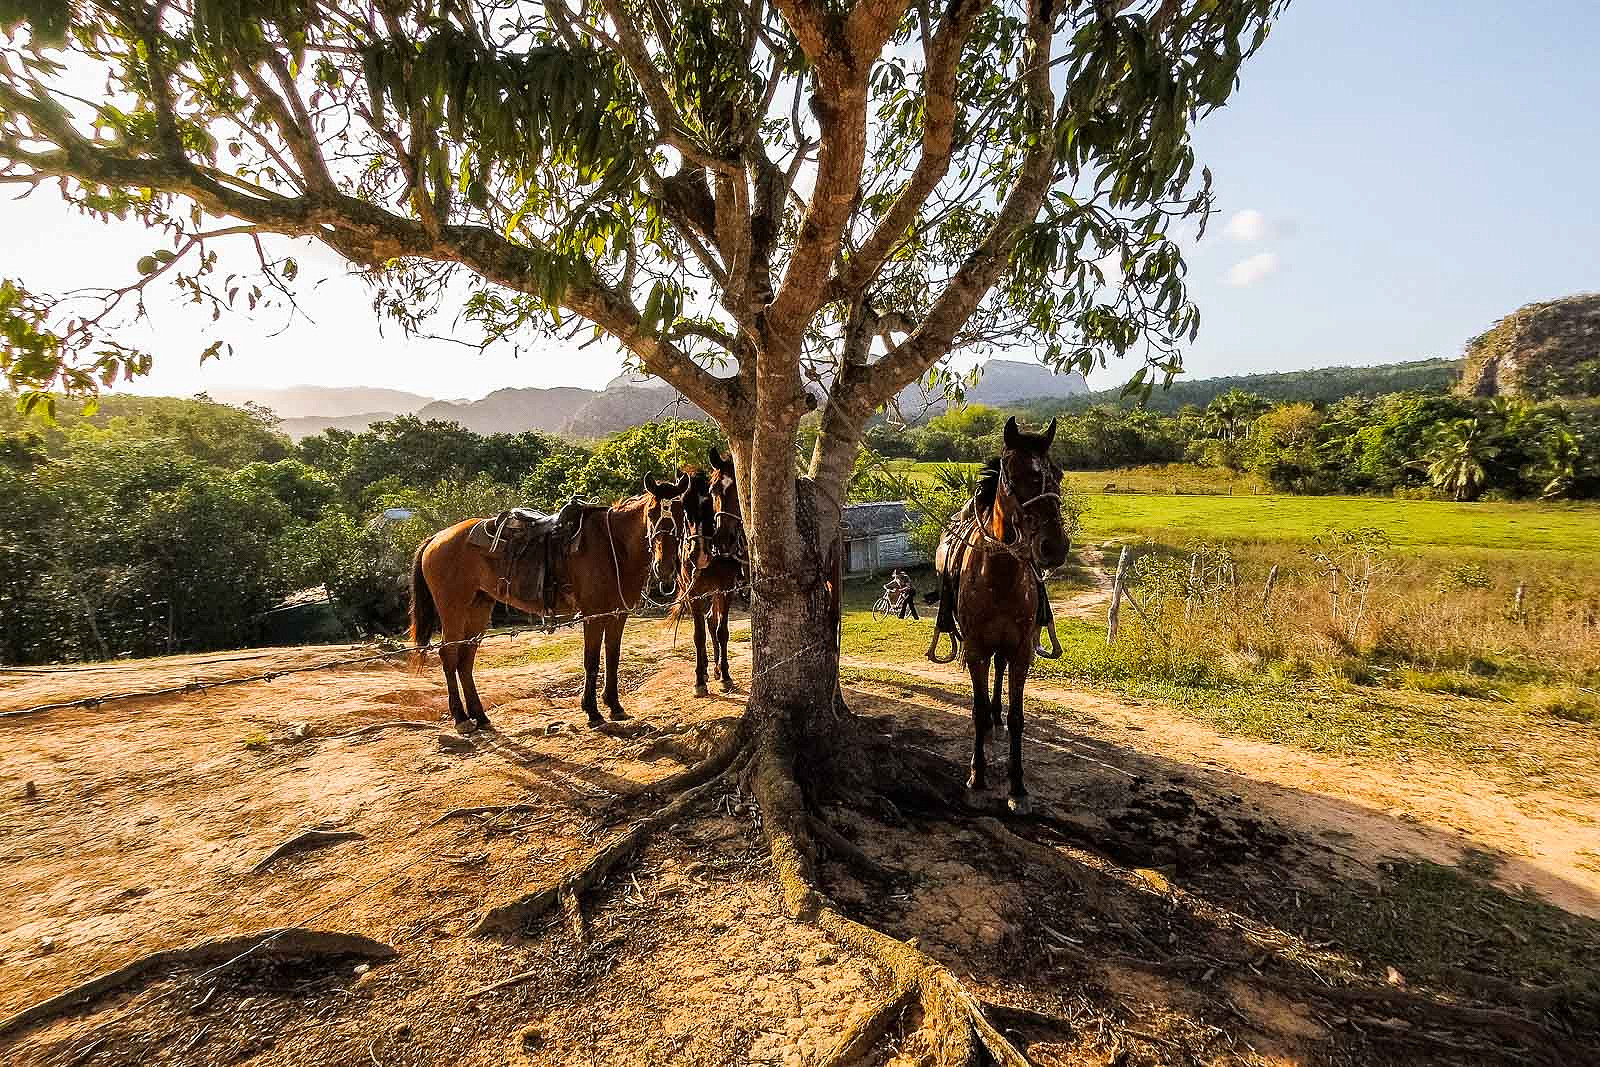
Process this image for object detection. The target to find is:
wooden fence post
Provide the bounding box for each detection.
[1183,553,1200,621]
[1107,545,1131,644]
[1514,581,1527,623]
[1262,564,1280,613]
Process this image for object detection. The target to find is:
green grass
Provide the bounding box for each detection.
[876,461,1600,554]
[1076,493,1600,553]
[837,608,1598,769]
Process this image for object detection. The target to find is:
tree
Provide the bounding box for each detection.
[1,1,1281,1049]
[1426,417,1499,502]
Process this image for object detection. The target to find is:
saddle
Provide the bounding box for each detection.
[466,498,587,628]
[926,499,1057,663]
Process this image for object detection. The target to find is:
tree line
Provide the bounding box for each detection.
[862,389,1600,501]
[0,395,722,665]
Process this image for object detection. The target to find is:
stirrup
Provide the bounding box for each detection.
[926,627,959,664]
[1035,617,1063,659]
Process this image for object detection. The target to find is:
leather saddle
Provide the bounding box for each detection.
[467,498,587,627]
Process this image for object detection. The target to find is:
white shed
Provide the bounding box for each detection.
[841,501,924,576]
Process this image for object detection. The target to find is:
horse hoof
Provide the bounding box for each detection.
[608,708,630,721]
[455,719,479,736]
[695,684,710,698]
[586,715,604,729]
[472,714,493,731]
[720,679,736,693]
[1007,795,1031,816]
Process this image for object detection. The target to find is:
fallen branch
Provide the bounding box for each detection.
[336,720,436,739]
[471,745,749,935]
[250,829,365,875]
[428,803,540,827]
[465,967,543,998]
[0,928,395,1040]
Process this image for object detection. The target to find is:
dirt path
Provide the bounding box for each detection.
[3,624,1596,1065]
[841,654,1600,919]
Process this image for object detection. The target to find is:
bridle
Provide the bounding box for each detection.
[979,448,1065,568]
[645,496,682,598]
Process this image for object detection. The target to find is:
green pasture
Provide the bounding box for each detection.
[877,461,1600,554]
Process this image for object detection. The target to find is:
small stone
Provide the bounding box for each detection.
[37,937,55,956]
[393,1023,411,1039]
[23,780,37,800]
[545,721,565,735]
[286,722,310,741]
[436,734,474,753]
[353,963,371,976]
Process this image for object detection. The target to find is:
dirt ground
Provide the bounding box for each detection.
[2,613,1597,1065]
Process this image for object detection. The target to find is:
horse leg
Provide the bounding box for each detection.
[966,654,992,793]
[693,599,710,697]
[1006,653,1033,815]
[715,595,733,692]
[602,613,628,720]
[438,643,474,734]
[458,595,495,729]
[581,617,604,727]
[990,653,1006,733]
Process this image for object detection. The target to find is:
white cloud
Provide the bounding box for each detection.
[1223,209,1269,242]
[1224,252,1280,287]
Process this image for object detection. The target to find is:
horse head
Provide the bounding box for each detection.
[704,446,746,562]
[1000,416,1069,569]
[643,472,691,596]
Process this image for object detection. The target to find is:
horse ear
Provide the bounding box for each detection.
[707,446,722,469]
[1042,417,1057,450]
[1003,416,1020,450]
[644,474,662,497]
[672,472,690,496]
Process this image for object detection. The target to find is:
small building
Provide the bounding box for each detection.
[841,501,924,576]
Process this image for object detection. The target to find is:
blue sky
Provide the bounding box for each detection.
[1178,0,1600,384]
[3,1,1596,399]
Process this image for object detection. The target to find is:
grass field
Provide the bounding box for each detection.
[837,462,1600,773]
[877,460,1600,554]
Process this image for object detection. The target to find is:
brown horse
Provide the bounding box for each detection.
[675,448,747,696]
[409,475,690,732]
[930,417,1069,814]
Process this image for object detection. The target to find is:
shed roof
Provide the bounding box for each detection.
[841,500,914,537]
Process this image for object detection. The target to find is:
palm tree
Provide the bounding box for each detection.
[1426,418,1500,502]
[1202,390,1270,442]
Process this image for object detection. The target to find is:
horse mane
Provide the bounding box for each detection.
[974,457,1001,515]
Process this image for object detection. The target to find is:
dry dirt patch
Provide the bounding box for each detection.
[2,623,1597,1065]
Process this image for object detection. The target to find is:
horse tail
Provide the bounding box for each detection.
[409,536,438,670]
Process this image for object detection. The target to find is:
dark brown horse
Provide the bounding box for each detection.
[929,417,1069,813]
[676,448,747,696]
[410,475,689,732]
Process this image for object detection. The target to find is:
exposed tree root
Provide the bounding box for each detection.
[472,745,750,936]
[752,728,1033,1067]
[0,928,395,1040]
[967,816,1165,956]
[609,720,747,803]
[819,982,917,1067]
[336,720,436,739]
[250,829,365,874]
[808,815,895,883]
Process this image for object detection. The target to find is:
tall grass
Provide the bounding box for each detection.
[1106,538,1600,690]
